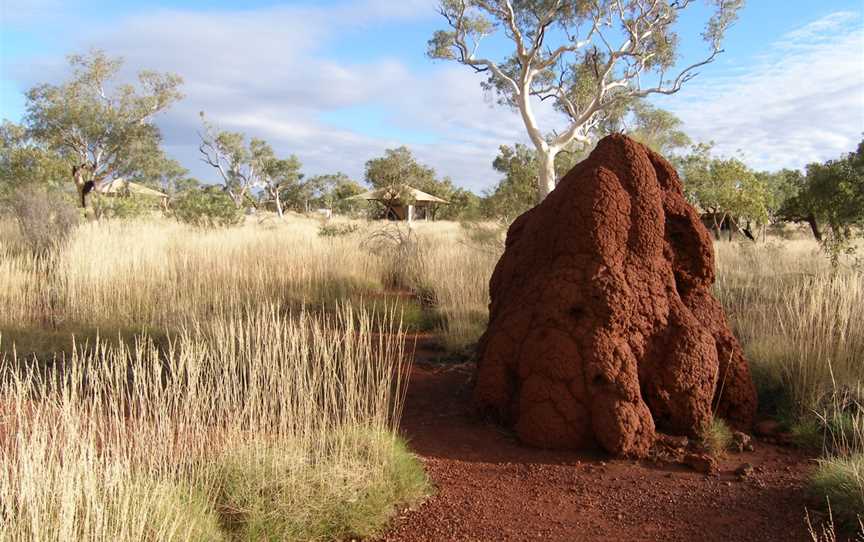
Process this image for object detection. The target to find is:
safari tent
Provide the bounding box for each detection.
[96,178,169,202]
[348,184,448,221]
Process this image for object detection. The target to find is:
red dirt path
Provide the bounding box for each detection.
[381,352,817,542]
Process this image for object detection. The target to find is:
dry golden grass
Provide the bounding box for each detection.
[2,215,863,537]
[1,304,425,541]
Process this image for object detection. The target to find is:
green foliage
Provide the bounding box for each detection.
[171,188,244,228]
[482,143,539,223]
[120,476,226,542]
[679,143,770,237]
[207,434,428,541]
[438,186,482,220]
[308,173,367,216]
[783,140,864,264]
[198,114,260,208]
[365,146,436,194]
[124,141,195,197]
[626,102,692,157]
[318,222,360,238]
[255,147,305,215]
[24,49,183,207]
[364,147,480,220]
[701,418,733,457]
[755,169,803,224]
[7,185,80,254]
[0,121,69,201]
[810,454,864,528]
[90,193,152,220]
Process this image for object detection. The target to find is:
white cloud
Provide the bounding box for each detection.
[658,11,864,170]
[42,1,526,191]
[9,2,858,193]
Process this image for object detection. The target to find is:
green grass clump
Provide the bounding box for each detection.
[123,478,226,542]
[209,432,428,541]
[702,418,733,457]
[810,454,864,528]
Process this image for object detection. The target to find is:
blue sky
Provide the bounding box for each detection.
[2,0,863,191]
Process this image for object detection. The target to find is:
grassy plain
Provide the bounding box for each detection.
[0,214,861,537]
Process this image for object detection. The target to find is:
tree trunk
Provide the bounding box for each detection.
[274,190,284,218]
[806,213,822,241]
[711,215,722,241]
[72,165,88,208]
[536,148,558,203]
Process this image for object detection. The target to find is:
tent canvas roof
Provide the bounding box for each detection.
[347,184,449,204]
[96,178,168,199]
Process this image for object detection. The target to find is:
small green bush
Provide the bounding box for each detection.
[207,431,428,541]
[124,477,225,542]
[702,417,733,457]
[171,189,244,228]
[810,453,864,528]
[318,222,360,238]
[90,194,150,219]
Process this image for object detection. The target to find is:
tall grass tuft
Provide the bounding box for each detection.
[0,304,427,541]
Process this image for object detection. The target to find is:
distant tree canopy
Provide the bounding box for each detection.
[678,143,769,240]
[24,50,183,207]
[482,144,539,223]
[0,121,68,201]
[777,139,864,260]
[482,102,690,223]
[429,0,743,201]
[307,173,366,216]
[622,102,691,157]
[364,146,480,220]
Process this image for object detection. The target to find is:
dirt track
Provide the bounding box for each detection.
[381,355,817,542]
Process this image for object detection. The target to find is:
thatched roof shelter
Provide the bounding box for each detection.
[348,184,448,221]
[96,178,168,200]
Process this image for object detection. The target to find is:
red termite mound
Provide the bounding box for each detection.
[475,134,757,458]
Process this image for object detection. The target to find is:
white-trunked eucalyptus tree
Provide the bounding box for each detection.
[198,113,268,209]
[428,0,743,201]
[25,50,183,208]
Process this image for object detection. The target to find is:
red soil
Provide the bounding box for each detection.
[381,356,816,542]
[475,134,756,456]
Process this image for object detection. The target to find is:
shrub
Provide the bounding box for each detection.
[7,185,80,254]
[361,224,427,291]
[810,454,864,528]
[90,193,150,220]
[702,418,733,456]
[208,432,427,541]
[171,189,244,228]
[318,222,360,238]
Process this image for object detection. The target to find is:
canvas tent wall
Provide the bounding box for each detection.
[96,178,168,200]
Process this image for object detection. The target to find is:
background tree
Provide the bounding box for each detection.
[364,146,454,218]
[782,140,864,261]
[679,144,769,240]
[438,185,482,220]
[364,147,438,191]
[754,168,803,230]
[308,172,367,216]
[626,101,691,156]
[428,0,742,201]
[249,139,303,218]
[0,121,68,202]
[275,164,315,213]
[482,143,539,222]
[24,50,183,207]
[198,114,264,208]
[121,135,196,198]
